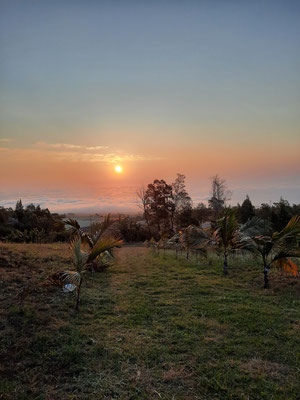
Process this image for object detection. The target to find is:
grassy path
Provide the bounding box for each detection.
[0,243,300,399]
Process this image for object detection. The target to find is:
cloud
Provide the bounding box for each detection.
[0,138,14,143]
[1,141,164,165]
[35,142,109,151]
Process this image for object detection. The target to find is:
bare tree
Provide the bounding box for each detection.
[208,175,232,212]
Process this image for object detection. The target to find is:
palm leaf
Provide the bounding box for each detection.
[64,218,81,231]
[81,232,94,248]
[274,258,299,276]
[272,214,300,242]
[87,237,123,263]
[90,214,114,244]
[61,270,81,285]
[215,210,238,248]
[181,225,210,249]
[69,238,88,272]
[239,216,272,237]
[64,218,87,243]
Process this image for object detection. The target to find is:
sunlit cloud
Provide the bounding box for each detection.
[0,138,15,143]
[0,142,163,165]
[35,142,109,151]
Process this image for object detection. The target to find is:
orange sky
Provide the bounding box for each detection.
[1,139,299,212]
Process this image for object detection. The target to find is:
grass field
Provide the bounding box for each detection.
[0,242,300,400]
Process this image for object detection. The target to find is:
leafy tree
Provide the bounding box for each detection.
[193,203,211,226]
[118,215,150,242]
[137,186,152,237]
[144,179,175,236]
[0,200,67,242]
[272,198,293,231]
[15,199,24,220]
[240,215,300,288]
[238,195,255,223]
[172,173,192,229]
[257,203,272,222]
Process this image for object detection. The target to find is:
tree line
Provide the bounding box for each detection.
[0,200,68,242]
[0,174,299,244]
[136,173,300,240]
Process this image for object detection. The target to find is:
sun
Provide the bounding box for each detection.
[115,165,123,173]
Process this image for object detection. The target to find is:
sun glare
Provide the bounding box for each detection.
[115,165,122,173]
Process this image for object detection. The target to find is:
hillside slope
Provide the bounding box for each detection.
[0,243,299,399]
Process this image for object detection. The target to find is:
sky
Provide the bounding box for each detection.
[1,0,299,213]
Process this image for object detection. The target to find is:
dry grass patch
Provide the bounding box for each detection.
[240,358,290,379]
[162,364,195,383]
[202,318,227,342]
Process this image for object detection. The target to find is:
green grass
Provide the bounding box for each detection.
[0,243,300,399]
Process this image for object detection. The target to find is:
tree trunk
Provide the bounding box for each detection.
[144,212,152,237]
[223,251,228,275]
[75,277,83,311]
[263,265,269,289]
[186,249,189,260]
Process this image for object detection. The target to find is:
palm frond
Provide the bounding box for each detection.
[64,218,87,243]
[64,218,81,231]
[181,225,210,250]
[239,216,272,237]
[90,214,114,244]
[272,214,300,242]
[87,237,123,263]
[271,247,300,263]
[61,270,81,285]
[88,250,115,271]
[69,238,88,272]
[274,258,299,276]
[215,210,238,248]
[81,232,94,248]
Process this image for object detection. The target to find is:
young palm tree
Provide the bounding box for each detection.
[167,232,183,259]
[168,225,208,260]
[64,214,113,247]
[239,215,300,288]
[64,214,116,271]
[214,210,238,275]
[62,235,123,310]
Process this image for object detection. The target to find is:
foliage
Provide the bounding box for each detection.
[64,215,122,272]
[0,201,68,243]
[61,235,123,310]
[239,215,300,288]
[143,179,175,236]
[237,195,255,223]
[213,209,239,275]
[168,225,209,259]
[118,215,151,242]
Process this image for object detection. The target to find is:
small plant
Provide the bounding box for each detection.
[168,226,208,260]
[213,210,239,275]
[61,235,122,310]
